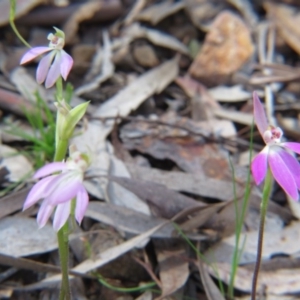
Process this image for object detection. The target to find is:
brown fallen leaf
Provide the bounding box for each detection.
[133,44,159,67]
[121,118,235,175]
[124,0,148,26]
[107,176,204,218]
[205,220,300,267]
[207,262,300,295]
[208,85,251,102]
[136,1,185,25]
[198,260,226,300]
[184,0,227,31]
[16,1,123,26]
[85,201,174,238]
[189,10,254,86]
[0,87,41,117]
[154,240,189,300]
[265,2,300,55]
[63,1,104,44]
[75,31,114,96]
[126,163,244,201]
[30,221,170,288]
[0,144,33,182]
[0,187,30,219]
[179,202,227,234]
[175,76,236,136]
[123,23,190,55]
[0,217,57,257]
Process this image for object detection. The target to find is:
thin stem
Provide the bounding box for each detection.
[9,0,31,48]
[57,223,70,300]
[54,138,70,300]
[56,77,64,102]
[228,123,254,299]
[251,169,272,300]
[53,138,68,162]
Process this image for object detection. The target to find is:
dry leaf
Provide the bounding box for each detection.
[189,10,254,86]
[226,0,258,27]
[184,0,226,30]
[124,0,148,25]
[175,76,236,137]
[73,61,180,213]
[0,144,33,182]
[133,44,159,67]
[86,201,174,238]
[198,260,226,300]
[0,187,30,219]
[63,1,103,44]
[108,176,203,218]
[34,221,169,287]
[207,262,300,295]
[123,23,189,55]
[0,217,57,257]
[126,163,245,201]
[154,240,189,299]
[208,85,251,102]
[205,220,300,266]
[265,2,300,55]
[214,108,253,126]
[75,31,114,96]
[136,1,185,25]
[10,67,47,103]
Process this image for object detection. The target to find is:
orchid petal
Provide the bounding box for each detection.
[37,200,55,228]
[34,162,67,179]
[53,202,71,231]
[251,148,268,185]
[23,176,56,210]
[20,47,51,64]
[46,174,81,205]
[253,92,268,138]
[75,184,89,224]
[269,147,299,200]
[276,149,300,190]
[37,51,55,84]
[60,50,73,80]
[45,51,62,88]
[283,142,300,155]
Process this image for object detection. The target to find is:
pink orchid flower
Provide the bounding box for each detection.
[251,92,300,200]
[20,27,73,88]
[23,150,89,231]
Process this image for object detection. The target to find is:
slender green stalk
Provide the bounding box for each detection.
[228,123,254,299]
[95,272,156,292]
[54,77,71,300]
[56,77,64,102]
[251,169,272,300]
[53,139,68,162]
[54,138,70,300]
[57,223,70,300]
[9,0,31,48]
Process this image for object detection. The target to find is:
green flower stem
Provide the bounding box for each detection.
[228,122,254,299]
[57,223,70,300]
[9,0,31,48]
[53,138,68,162]
[56,77,64,103]
[54,120,70,299]
[251,169,272,300]
[54,138,70,300]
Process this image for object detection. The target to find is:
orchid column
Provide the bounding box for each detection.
[21,28,89,300]
[251,92,300,299]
